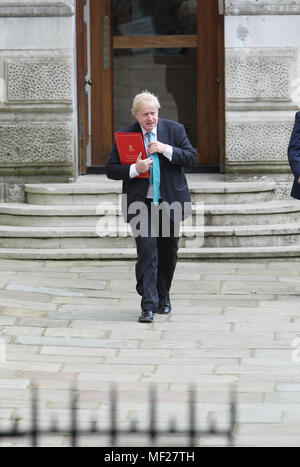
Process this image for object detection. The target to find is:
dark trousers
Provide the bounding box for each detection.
[130,199,179,311]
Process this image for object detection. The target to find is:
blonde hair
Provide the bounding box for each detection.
[132,90,161,116]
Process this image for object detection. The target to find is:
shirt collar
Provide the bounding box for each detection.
[141,126,157,138]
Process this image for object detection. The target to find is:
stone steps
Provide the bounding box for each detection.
[0,223,300,249]
[0,176,298,259]
[0,200,298,227]
[1,245,300,260]
[0,225,200,249]
[24,181,277,205]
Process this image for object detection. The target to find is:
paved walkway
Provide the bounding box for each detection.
[0,259,300,447]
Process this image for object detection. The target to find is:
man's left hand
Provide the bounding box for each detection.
[148,141,167,155]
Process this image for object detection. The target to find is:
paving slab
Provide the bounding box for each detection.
[1,259,300,447]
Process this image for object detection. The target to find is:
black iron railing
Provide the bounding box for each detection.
[0,385,237,447]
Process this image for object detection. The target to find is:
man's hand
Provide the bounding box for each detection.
[148,141,167,155]
[298,176,300,184]
[136,153,153,174]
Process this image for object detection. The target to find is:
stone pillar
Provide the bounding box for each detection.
[225,0,300,197]
[0,1,75,202]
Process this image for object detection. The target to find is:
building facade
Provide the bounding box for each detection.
[0,0,299,202]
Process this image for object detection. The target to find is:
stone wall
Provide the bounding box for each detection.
[0,1,75,202]
[225,0,300,15]
[225,0,300,186]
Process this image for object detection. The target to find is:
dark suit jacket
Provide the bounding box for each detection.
[106,118,197,222]
[288,111,300,199]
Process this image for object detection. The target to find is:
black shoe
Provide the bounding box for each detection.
[157,296,172,315]
[138,310,154,323]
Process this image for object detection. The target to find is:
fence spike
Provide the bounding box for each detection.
[71,386,78,448]
[228,385,237,447]
[189,384,196,447]
[208,413,217,433]
[90,419,97,433]
[149,384,157,444]
[169,417,177,433]
[31,385,38,448]
[51,417,59,433]
[129,418,138,433]
[110,384,117,446]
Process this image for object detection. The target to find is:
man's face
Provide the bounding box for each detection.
[134,102,159,132]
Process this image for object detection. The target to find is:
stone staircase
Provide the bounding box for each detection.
[0,175,300,259]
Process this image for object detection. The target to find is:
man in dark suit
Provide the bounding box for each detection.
[106,91,197,323]
[288,111,300,200]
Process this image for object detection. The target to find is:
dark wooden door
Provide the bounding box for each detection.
[76,0,89,174]
[77,0,225,170]
[197,0,225,167]
[90,0,113,167]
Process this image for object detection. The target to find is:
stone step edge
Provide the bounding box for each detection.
[1,223,300,237]
[24,181,277,195]
[0,246,300,259]
[0,200,298,216]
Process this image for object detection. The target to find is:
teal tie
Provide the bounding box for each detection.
[147,131,160,205]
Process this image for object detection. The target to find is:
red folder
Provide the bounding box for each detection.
[114,132,150,179]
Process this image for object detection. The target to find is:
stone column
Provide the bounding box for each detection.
[225,0,300,198]
[0,1,75,202]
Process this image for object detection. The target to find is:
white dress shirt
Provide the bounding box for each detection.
[129,126,173,199]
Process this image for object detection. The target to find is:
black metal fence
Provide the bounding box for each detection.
[0,385,237,447]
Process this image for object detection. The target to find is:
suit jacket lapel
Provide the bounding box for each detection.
[134,122,143,134]
[157,119,168,144]
[158,119,169,168]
